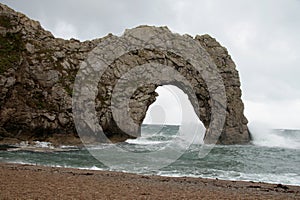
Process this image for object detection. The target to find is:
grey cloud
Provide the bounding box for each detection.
[1,0,177,39]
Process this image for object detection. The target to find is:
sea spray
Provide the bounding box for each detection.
[249,122,300,149]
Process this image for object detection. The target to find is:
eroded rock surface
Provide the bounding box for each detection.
[0,3,250,145]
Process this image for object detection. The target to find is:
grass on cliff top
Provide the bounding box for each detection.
[0,32,24,74]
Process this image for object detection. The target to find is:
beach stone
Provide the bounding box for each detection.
[0,3,250,144]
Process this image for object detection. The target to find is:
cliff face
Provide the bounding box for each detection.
[0,3,251,145]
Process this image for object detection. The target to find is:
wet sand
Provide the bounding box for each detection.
[0,163,299,199]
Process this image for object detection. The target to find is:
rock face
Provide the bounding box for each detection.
[0,3,251,145]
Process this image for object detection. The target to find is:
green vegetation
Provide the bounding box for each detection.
[0,15,13,29]
[64,74,76,96]
[58,70,77,97]
[0,32,25,74]
[64,85,73,96]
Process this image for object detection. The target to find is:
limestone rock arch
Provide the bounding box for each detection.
[77,26,251,145]
[0,3,250,145]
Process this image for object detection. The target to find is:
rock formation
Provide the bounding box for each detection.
[0,3,251,145]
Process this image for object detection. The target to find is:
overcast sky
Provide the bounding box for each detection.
[2,0,300,129]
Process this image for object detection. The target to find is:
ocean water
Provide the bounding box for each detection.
[0,125,299,186]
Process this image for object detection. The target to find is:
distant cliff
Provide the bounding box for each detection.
[0,3,251,145]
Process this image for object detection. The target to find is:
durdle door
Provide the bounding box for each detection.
[0,3,250,145]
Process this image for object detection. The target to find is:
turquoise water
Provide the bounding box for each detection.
[0,125,299,186]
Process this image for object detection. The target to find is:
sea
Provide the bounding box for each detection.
[0,124,299,186]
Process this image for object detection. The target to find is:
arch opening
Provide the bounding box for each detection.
[141,85,206,144]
